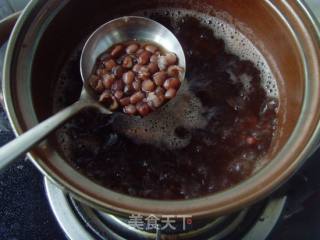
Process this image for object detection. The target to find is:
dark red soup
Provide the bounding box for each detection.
[53,12,279,200]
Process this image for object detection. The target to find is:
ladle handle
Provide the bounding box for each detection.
[0,100,90,172]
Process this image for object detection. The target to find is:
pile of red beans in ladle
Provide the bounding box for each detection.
[88,41,184,116]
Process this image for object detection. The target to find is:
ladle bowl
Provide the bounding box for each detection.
[81,16,186,88]
[0,16,186,171]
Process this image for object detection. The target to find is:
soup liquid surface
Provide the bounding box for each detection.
[53,9,279,200]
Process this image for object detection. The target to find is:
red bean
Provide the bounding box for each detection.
[114,90,123,100]
[136,102,151,116]
[145,44,158,53]
[150,55,158,63]
[119,97,131,106]
[102,74,115,88]
[158,94,165,104]
[148,62,159,74]
[142,79,156,92]
[147,92,165,108]
[165,52,177,65]
[122,56,133,69]
[126,43,139,54]
[130,91,145,104]
[165,88,177,99]
[132,64,142,73]
[158,53,178,71]
[96,68,108,76]
[123,71,134,85]
[136,48,144,55]
[103,59,116,71]
[155,86,165,96]
[111,44,124,57]
[163,78,180,90]
[95,80,105,93]
[158,55,168,70]
[89,75,99,88]
[132,78,142,91]
[124,84,134,95]
[138,51,151,65]
[167,65,183,78]
[124,104,137,115]
[138,66,151,80]
[153,71,167,86]
[112,66,124,78]
[111,79,124,92]
[246,136,257,145]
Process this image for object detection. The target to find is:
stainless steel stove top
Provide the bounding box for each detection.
[45,178,286,240]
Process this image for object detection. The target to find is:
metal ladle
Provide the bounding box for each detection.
[0,16,186,171]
